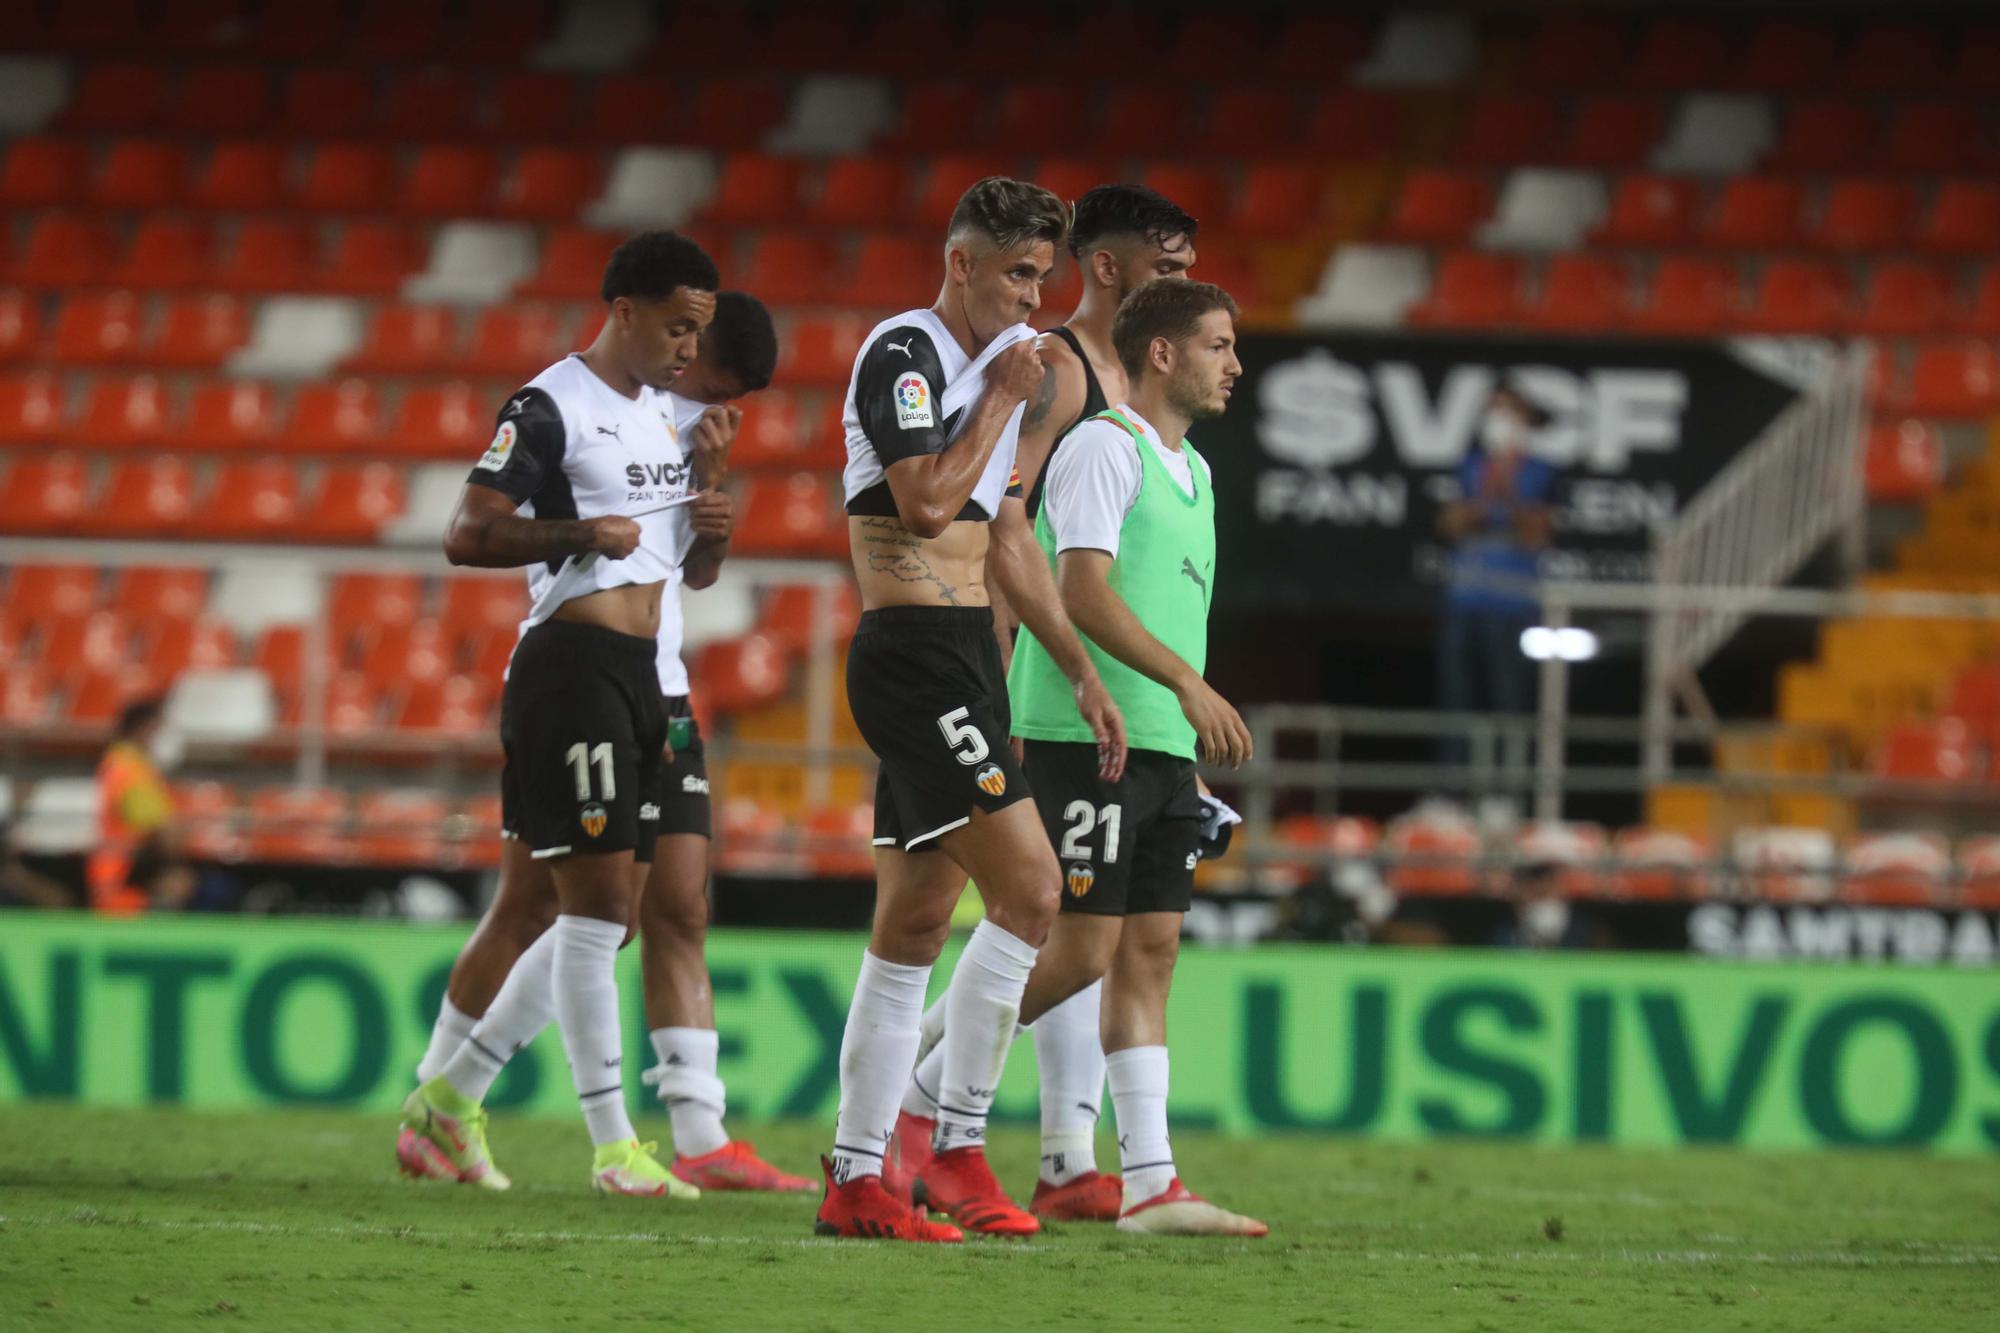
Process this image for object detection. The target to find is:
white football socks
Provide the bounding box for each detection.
[1035,980,1106,1185]
[416,995,477,1085]
[436,928,558,1104]
[932,920,1038,1155]
[551,913,636,1147]
[1107,1046,1175,1207]
[647,1026,729,1158]
[831,950,931,1183]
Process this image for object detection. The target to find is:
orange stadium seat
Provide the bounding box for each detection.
[459,306,569,379]
[1739,19,1840,90]
[287,671,385,734]
[0,457,93,535]
[393,676,491,736]
[1863,417,1944,501]
[0,293,39,364]
[330,572,424,640]
[1632,256,1742,333]
[8,215,119,289]
[496,148,601,222]
[345,305,460,376]
[484,72,579,143]
[1228,165,1334,238]
[298,461,404,542]
[0,373,65,443]
[76,457,199,537]
[808,157,908,229]
[1384,808,1482,897]
[252,624,306,686]
[687,75,786,150]
[362,620,456,688]
[837,235,936,311]
[802,804,875,879]
[295,142,396,214]
[881,81,986,153]
[5,564,101,622]
[1899,341,2000,417]
[189,140,289,212]
[213,220,318,293]
[279,66,374,137]
[1817,179,1916,251]
[115,218,215,290]
[168,64,272,136]
[355,789,451,864]
[1702,176,1806,249]
[439,577,527,644]
[394,381,488,459]
[1959,838,2000,909]
[145,294,248,369]
[376,69,475,139]
[914,154,1016,228]
[783,315,871,387]
[111,567,209,626]
[1139,165,1229,230]
[583,75,679,143]
[1846,21,1943,92]
[1593,174,1702,247]
[1917,181,2000,256]
[402,146,499,217]
[180,380,280,450]
[1611,828,1712,901]
[1853,261,1958,337]
[1765,99,1875,172]
[245,786,350,864]
[1408,252,1523,328]
[757,583,861,651]
[68,667,156,725]
[60,61,169,130]
[731,391,844,471]
[53,291,149,365]
[1884,103,1982,174]
[1525,253,1632,330]
[1303,88,1404,160]
[0,139,93,206]
[0,665,57,725]
[73,375,176,449]
[322,222,428,295]
[740,232,840,308]
[288,380,382,455]
[703,154,809,226]
[148,618,239,678]
[90,140,189,210]
[694,632,789,714]
[1380,170,1493,245]
[203,460,301,539]
[519,228,619,300]
[1522,17,1628,87]
[1742,260,1849,334]
[734,473,844,557]
[1633,18,1732,89]
[1453,95,1563,166]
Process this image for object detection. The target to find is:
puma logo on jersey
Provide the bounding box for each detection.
[1181,556,1209,596]
[886,338,915,357]
[596,424,623,440]
[504,395,529,417]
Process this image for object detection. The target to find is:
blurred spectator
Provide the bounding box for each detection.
[0,818,73,908]
[1490,857,1593,949]
[1435,384,1556,767]
[85,697,195,915]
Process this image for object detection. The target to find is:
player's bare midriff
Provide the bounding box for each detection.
[847,514,991,610]
[550,580,665,639]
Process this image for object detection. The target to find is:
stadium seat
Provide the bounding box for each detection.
[1898,341,2000,418]
[693,632,789,714]
[376,69,474,140]
[439,577,527,645]
[1733,826,1838,903]
[1025,156,1117,213]
[740,232,840,308]
[0,139,90,209]
[114,218,214,290]
[203,459,301,539]
[1738,19,1840,91]
[68,666,158,725]
[76,456,199,537]
[1878,719,1977,783]
[53,291,148,366]
[252,624,307,689]
[1383,807,1482,896]
[518,227,620,300]
[1197,88,1303,157]
[1139,166,1229,231]
[0,457,92,534]
[913,154,1016,229]
[168,64,271,136]
[1452,95,1562,166]
[361,620,455,689]
[322,222,427,295]
[344,305,459,376]
[142,295,247,370]
[1407,251,1524,328]
[189,140,289,213]
[402,146,499,218]
[1852,262,1958,337]
[346,0,446,61]
[1817,179,1916,252]
[1524,253,1631,330]
[1963,266,2000,337]
[0,372,65,444]
[757,583,861,652]
[1610,828,1712,901]
[733,473,844,557]
[390,673,496,740]
[179,380,279,450]
[687,75,786,151]
[836,235,935,311]
[90,140,188,210]
[72,375,175,449]
[1521,16,1628,87]
[1303,88,1404,160]
[1633,18,1732,89]
[7,214,118,289]
[495,148,602,222]
[1846,21,1943,92]
[877,80,983,153]
[60,60,168,130]
[1917,181,2000,256]
[297,461,404,542]
[1631,256,1742,334]
[111,567,210,626]
[484,71,579,143]
[1591,173,1703,247]
[355,788,452,864]
[1379,169,1493,245]
[287,380,381,456]
[245,786,351,863]
[1863,417,1945,501]
[1562,97,1662,169]
[582,75,680,143]
[279,67,374,138]
[457,306,568,380]
[1227,165,1334,239]
[0,293,38,365]
[702,153,808,226]
[1100,85,1197,157]
[1742,260,1849,334]
[1883,102,1982,174]
[807,156,908,229]
[295,142,397,214]
[783,315,872,388]
[0,665,57,726]
[212,220,318,293]
[5,565,102,624]
[1764,99,1876,172]
[990,82,1088,155]
[1957,836,2000,908]
[1701,176,1806,249]
[147,618,239,679]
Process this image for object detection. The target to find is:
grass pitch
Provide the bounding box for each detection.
[1,1104,1995,1331]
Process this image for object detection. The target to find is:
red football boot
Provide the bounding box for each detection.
[814,1157,964,1243]
[1116,1178,1268,1237]
[880,1110,934,1206]
[1029,1170,1123,1221]
[914,1145,1040,1236]
[672,1140,815,1193]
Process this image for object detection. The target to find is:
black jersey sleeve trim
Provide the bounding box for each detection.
[853,325,950,467]
[465,387,566,504]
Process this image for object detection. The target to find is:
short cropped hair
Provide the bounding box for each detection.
[115,696,166,740]
[601,230,720,304]
[946,177,1069,256]
[1069,184,1199,260]
[1112,279,1240,379]
[705,290,779,392]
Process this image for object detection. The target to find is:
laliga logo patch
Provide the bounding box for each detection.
[579,802,608,838]
[975,762,1006,797]
[894,372,934,429]
[475,420,517,472]
[1066,862,1095,898]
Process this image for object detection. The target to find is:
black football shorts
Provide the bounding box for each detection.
[1023,740,1202,916]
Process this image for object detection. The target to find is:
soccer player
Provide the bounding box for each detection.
[814,177,1127,1243]
[905,279,1266,1237]
[397,291,813,1194]
[397,231,728,1198]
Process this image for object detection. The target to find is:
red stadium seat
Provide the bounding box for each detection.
[322,222,428,295]
[1702,176,1806,250]
[740,232,840,308]
[518,228,620,300]
[1632,19,1732,89]
[1197,89,1302,157]
[881,82,986,153]
[1817,180,1916,252]
[179,380,280,450]
[0,373,65,443]
[60,61,169,130]
[279,66,374,138]
[1846,22,1943,92]
[693,632,789,714]
[757,583,861,651]
[0,457,93,534]
[355,789,452,865]
[1950,662,2000,732]
[1384,808,1482,897]
[76,456,200,537]
[376,69,474,139]
[295,142,396,214]
[53,291,149,366]
[147,296,249,369]
[495,148,601,222]
[837,235,935,311]
[1407,251,1524,328]
[1139,166,1229,230]
[459,307,569,380]
[245,786,351,863]
[1963,266,2000,337]
[913,154,1016,228]
[299,462,405,543]
[390,674,493,736]
[1304,88,1404,160]
[1741,260,1849,334]
[0,139,91,208]
[1884,103,1982,174]
[1738,20,1840,91]
[345,305,460,376]
[783,315,871,388]
[439,577,527,644]
[212,220,318,293]
[361,620,455,689]
[203,459,301,539]
[5,564,101,621]
[1562,97,1662,169]
[69,667,160,724]
[90,140,189,210]
[703,153,809,226]
[1863,417,1944,501]
[0,293,39,365]
[1631,257,1742,334]
[252,624,306,682]
[1452,95,1562,166]
[1843,832,1951,908]
[1853,262,1958,337]
[1380,170,1493,245]
[189,140,288,212]
[1524,254,1631,331]
[168,64,271,136]
[1032,157,1119,211]
[1878,719,1977,783]
[992,83,1088,155]
[401,146,499,217]
[1898,341,2000,418]
[1522,17,1628,88]
[111,566,210,626]
[484,71,579,142]
[7,215,118,289]
[1229,165,1335,239]
[1611,828,1712,901]
[1917,181,2000,256]
[392,382,484,458]
[731,391,843,470]
[147,618,238,678]
[583,75,680,143]
[687,75,786,151]
[808,156,907,229]
[1765,99,1877,172]
[733,473,844,557]
[328,574,423,662]
[0,665,57,725]
[301,673,385,735]
[73,375,176,450]
[114,218,214,290]
[287,380,381,455]
[1100,85,1197,157]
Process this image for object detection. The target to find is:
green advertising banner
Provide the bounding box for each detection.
[3,913,1997,1153]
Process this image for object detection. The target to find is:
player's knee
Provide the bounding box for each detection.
[639,882,708,946]
[874,904,954,964]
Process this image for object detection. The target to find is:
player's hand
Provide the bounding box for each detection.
[1176,678,1253,769]
[1073,674,1127,782]
[690,405,741,487]
[989,338,1045,405]
[689,488,733,542]
[584,515,641,559]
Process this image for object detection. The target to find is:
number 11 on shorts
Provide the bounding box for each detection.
[567,741,615,800]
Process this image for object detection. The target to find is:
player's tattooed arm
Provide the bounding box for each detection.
[443,485,635,567]
[856,517,961,605]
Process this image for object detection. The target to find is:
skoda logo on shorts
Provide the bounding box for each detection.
[579,802,608,838]
[975,763,1007,797]
[1066,862,1095,898]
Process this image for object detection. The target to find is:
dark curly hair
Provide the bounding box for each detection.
[600,230,720,304]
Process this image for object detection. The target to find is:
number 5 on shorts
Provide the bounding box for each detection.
[936,706,989,766]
